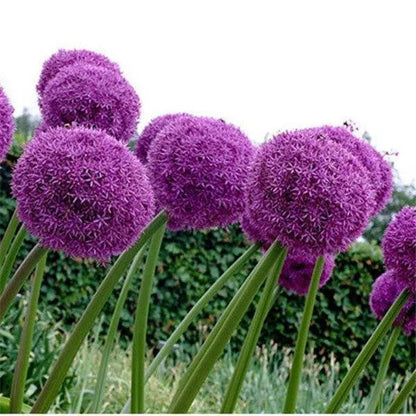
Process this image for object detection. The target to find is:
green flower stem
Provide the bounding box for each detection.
[121,242,261,414]
[325,288,411,413]
[168,241,283,413]
[366,325,402,413]
[9,252,48,413]
[0,397,30,414]
[0,243,48,323]
[0,208,20,276]
[221,248,288,413]
[131,222,166,414]
[0,225,27,292]
[283,256,325,413]
[90,245,147,414]
[31,211,168,414]
[387,369,416,414]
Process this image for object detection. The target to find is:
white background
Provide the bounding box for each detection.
[0,0,415,184]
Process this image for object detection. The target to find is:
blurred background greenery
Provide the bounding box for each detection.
[0,113,415,411]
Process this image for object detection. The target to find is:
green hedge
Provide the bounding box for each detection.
[1,157,414,390]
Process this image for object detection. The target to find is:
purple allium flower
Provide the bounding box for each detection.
[12,127,154,261]
[40,63,140,142]
[37,49,120,97]
[0,85,15,162]
[382,206,416,286]
[135,113,190,164]
[310,126,393,216]
[370,270,415,335]
[243,128,375,255]
[147,115,255,230]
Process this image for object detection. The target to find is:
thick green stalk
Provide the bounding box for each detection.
[9,252,48,413]
[283,256,325,413]
[0,225,27,292]
[90,246,147,414]
[0,243,48,323]
[0,208,20,276]
[366,325,402,413]
[325,289,411,413]
[131,223,166,413]
[31,211,168,414]
[121,242,261,413]
[168,241,283,413]
[387,369,416,414]
[221,248,288,413]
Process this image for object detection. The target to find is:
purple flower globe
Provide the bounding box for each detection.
[278,251,335,296]
[0,85,15,162]
[310,126,393,216]
[382,206,416,286]
[12,127,154,261]
[147,115,255,230]
[243,128,375,255]
[37,49,121,97]
[370,270,415,335]
[135,113,189,164]
[40,63,140,142]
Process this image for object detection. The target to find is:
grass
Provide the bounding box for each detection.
[46,334,414,414]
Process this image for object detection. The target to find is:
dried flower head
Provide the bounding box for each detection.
[243,128,375,255]
[37,49,120,97]
[370,270,415,335]
[147,115,255,230]
[278,251,335,296]
[135,113,189,164]
[382,206,416,286]
[12,127,154,260]
[0,85,15,161]
[310,126,393,216]
[40,63,140,142]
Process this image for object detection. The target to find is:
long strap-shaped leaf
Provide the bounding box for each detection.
[365,325,401,413]
[121,242,260,413]
[221,247,288,413]
[168,240,283,413]
[283,256,325,413]
[325,288,411,413]
[0,208,20,282]
[131,222,166,413]
[9,252,48,413]
[31,211,168,414]
[0,243,48,322]
[387,369,416,413]
[90,245,147,413]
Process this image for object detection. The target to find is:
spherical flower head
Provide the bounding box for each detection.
[309,126,393,216]
[278,251,335,296]
[382,206,416,286]
[135,113,190,164]
[147,115,255,230]
[40,63,140,142]
[0,85,15,162]
[244,128,375,255]
[37,49,121,97]
[12,127,154,261]
[370,270,415,335]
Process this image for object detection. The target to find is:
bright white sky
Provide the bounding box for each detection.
[1,0,415,184]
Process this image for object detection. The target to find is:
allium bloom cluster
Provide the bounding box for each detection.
[278,251,335,296]
[37,49,120,97]
[12,127,154,260]
[147,115,255,230]
[310,126,393,216]
[40,63,140,142]
[382,206,416,286]
[243,128,375,255]
[370,270,416,335]
[135,113,189,164]
[0,85,14,162]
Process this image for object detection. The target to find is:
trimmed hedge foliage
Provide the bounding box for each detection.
[0,157,414,388]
